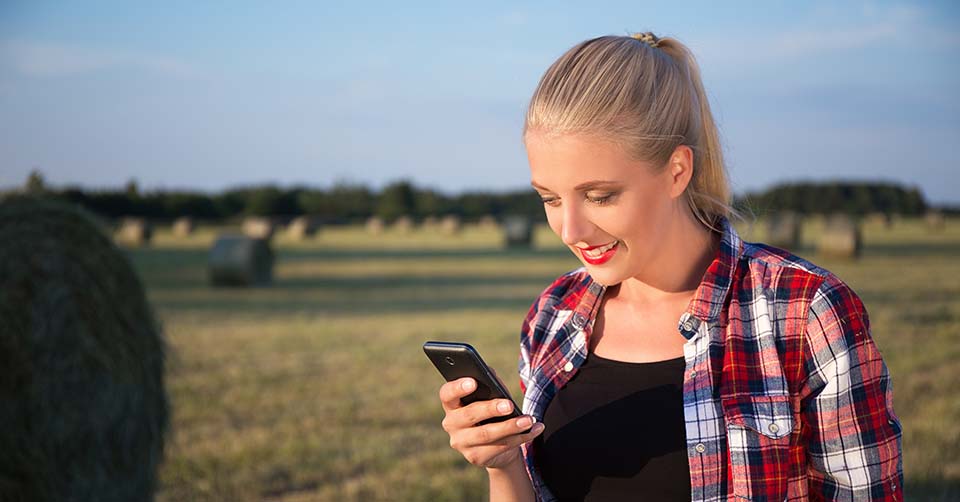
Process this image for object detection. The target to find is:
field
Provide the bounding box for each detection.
[126,218,959,501]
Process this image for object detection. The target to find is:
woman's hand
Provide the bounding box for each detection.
[438,377,545,470]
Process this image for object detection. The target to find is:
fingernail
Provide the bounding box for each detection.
[533,423,545,434]
[517,417,532,429]
[461,379,475,391]
[497,401,511,413]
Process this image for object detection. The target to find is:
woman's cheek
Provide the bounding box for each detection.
[545,209,563,239]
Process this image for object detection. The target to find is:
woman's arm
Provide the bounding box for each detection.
[487,458,536,502]
[801,275,903,500]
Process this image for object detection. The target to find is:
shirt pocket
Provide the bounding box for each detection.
[722,394,795,501]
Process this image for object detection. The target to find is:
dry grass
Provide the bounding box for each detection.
[126,219,959,501]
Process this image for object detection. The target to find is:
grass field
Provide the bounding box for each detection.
[126,218,959,501]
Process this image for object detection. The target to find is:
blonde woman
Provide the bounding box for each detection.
[438,32,903,501]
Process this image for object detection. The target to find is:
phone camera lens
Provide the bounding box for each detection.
[444,356,455,366]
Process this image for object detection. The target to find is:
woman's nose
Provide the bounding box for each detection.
[560,204,591,246]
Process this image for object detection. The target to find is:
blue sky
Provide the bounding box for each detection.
[1,1,958,203]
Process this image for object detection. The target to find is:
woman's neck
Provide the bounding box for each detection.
[615,209,719,306]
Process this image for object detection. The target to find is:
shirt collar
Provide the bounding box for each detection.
[678,217,743,337]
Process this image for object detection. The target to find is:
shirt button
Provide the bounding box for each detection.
[572,314,586,328]
[563,361,574,372]
[690,370,698,378]
[768,423,780,434]
[695,443,706,453]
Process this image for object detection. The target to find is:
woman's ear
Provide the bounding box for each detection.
[668,145,694,199]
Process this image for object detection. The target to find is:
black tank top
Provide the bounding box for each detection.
[533,353,691,501]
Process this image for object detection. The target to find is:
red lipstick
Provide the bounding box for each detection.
[577,241,619,265]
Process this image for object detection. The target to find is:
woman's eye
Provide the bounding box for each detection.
[540,197,561,207]
[587,193,615,206]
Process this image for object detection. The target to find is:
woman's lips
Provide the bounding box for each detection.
[578,241,619,265]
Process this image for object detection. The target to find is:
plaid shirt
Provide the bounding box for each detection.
[518,219,903,501]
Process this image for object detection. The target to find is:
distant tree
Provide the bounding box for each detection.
[243,186,299,216]
[25,169,46,195]
[376,180,416,222]
[125,179,140,199]
[162,192,218,219]
[414,189,448,218]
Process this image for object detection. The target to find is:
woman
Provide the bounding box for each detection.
[438,32,902,501]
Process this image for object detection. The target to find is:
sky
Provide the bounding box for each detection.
[1,1,958,203]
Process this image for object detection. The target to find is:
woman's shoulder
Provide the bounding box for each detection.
[737,240,869,327]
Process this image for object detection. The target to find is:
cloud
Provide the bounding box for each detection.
[0,40,199,79]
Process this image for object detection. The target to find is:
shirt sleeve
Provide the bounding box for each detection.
[801,274,903,500]
[518,295,540,396]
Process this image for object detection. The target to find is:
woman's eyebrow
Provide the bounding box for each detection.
[530,180,621,191]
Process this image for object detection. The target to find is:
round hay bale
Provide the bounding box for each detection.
[172,216,195,237]
[286,216,320,241]
[208,234,273,287]
[0,195,169,501]
[865,212,892,229]
[925,211,945,232]
[116,217,153,246]
[502,215,533,248]
[366,216,384,235]
[393,215,414,234]
[242,217,276,240]
[440,214,462,235]
[817,214,862,259]
[765,212,802,250]
[478,215,498,229]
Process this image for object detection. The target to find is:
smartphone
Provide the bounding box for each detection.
[423,341,526,428]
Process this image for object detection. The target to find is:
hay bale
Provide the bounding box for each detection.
[502,215,533,248]
[0,195,169,501]
[208,234,273,287]
[765,212,802,250]
[172,216,195,237]
[116,217,153,246]
[865,212,892,229]
[440,214,462,235]
[242,217,276,240]
[393,215,414,233]
[421,216,439,229]
[817,214,862,259]
[366,216,384,235]
[287,216,321,240]
[478,215,498,229]
[925,211,945,232]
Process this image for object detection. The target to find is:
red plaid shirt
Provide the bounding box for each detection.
[518,219,903,501]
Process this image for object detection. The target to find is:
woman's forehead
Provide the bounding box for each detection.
[526,133,657,189]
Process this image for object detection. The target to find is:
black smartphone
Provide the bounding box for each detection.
[423,341,526,428]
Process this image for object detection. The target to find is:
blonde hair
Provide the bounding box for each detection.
[524,32,736,231]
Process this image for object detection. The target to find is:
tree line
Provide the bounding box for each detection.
[20,172,546,223]
[734,182,929,217]
[15,171,939,223]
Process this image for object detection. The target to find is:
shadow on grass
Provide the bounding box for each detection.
[131,246,579,316]
[863,241,960,259]
[906,478,960,501]
[280,246,572,261]
[153,292,537,315]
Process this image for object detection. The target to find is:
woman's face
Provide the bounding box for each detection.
[525,132,683,286]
